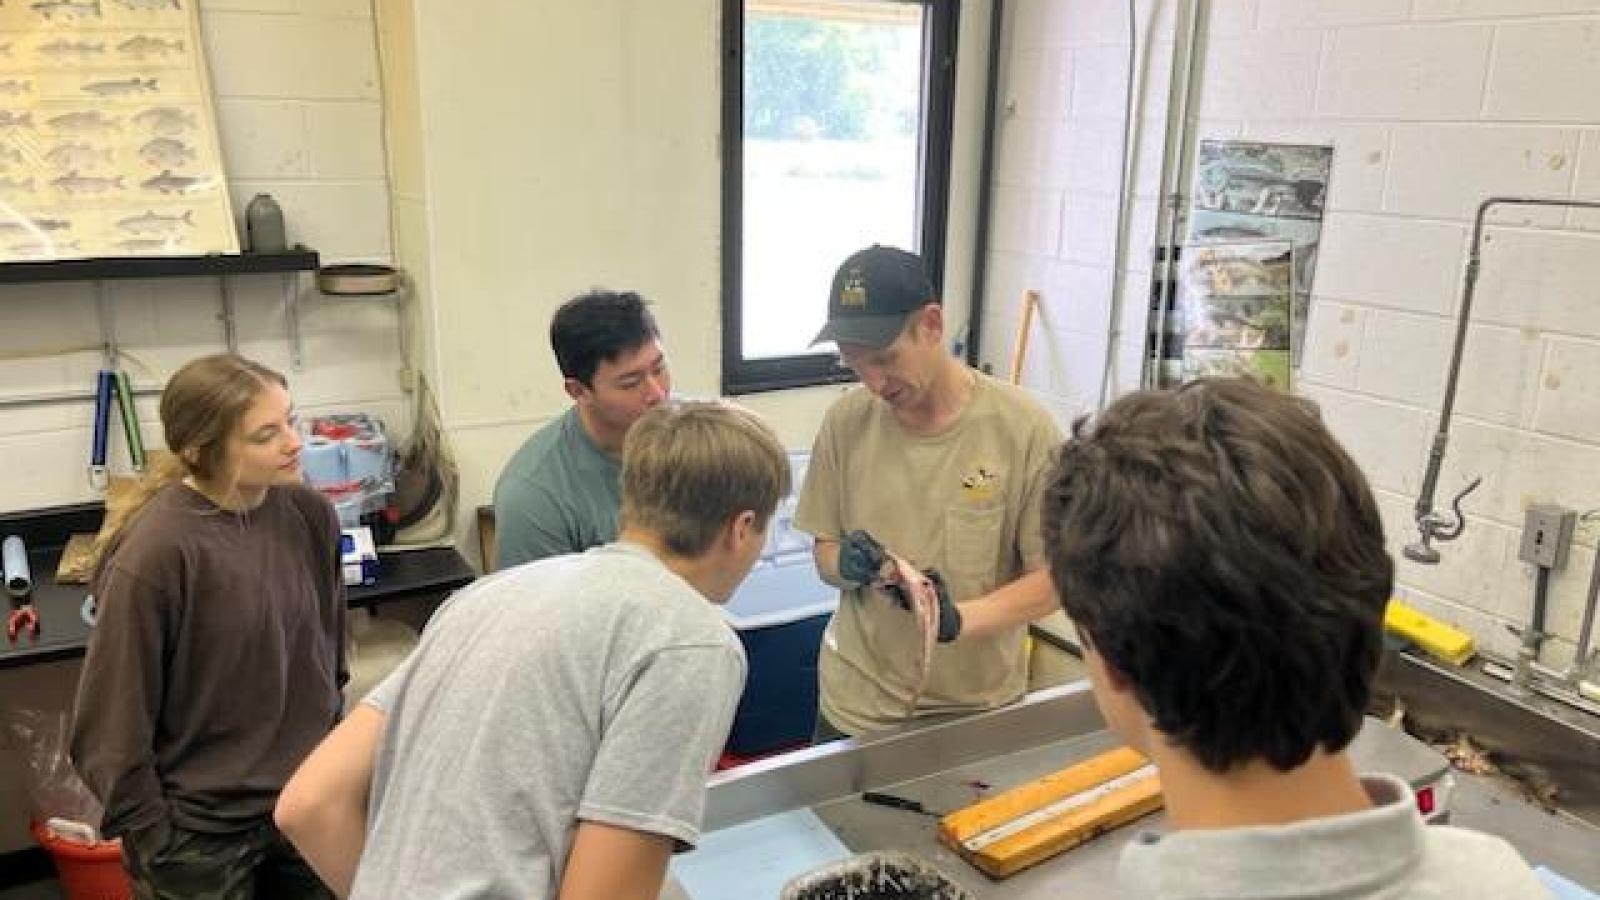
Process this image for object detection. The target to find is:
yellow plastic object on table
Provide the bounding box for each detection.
[938,746,1163,880]
[1385,599,1475,666]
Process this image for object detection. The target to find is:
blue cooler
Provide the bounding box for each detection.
[720,455,837,757]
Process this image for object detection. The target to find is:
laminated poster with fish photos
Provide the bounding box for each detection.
[0,0,237,263]
[1176,240,1295,392]
[1185,140,1333,369]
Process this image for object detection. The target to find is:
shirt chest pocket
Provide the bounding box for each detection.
[943,504,1005,588]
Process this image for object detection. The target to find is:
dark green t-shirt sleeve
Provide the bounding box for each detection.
[494,481,577,569]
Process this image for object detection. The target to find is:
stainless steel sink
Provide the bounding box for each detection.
[1374,649,1600,828]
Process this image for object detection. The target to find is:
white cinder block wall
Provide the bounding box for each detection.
[0,0,401,854]
[982,0,1600,670]
[0,0,405,515]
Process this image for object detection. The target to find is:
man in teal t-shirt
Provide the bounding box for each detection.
[492,290,671,569]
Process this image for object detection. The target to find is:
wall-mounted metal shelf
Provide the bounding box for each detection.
[0,247,322,388]
[0,248,319,284]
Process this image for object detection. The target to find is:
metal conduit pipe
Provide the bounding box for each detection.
[1573,510,1600,686]
[964,0,1006,369]
[1094,0,1141,410]
[1144,0,1206,390]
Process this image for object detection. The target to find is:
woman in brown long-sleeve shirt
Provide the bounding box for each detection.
[71,353,346,900]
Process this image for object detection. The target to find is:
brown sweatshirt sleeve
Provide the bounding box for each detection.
[70,563,173,838]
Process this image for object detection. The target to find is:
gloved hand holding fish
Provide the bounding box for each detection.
[837,529,894,587]
[838,529,963,642]
[839,529,921,613]
[836,528,966,715]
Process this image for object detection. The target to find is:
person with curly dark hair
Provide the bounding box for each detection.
[1040,377,1545,899]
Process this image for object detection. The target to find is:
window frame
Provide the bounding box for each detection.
[720,0,960,395]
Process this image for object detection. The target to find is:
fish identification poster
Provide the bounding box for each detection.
[0,0,239,261]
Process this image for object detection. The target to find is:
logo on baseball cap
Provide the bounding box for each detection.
[811,245,936,349]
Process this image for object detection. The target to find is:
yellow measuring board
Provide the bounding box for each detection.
[937,746,1163,879]
[1385,599,1475,666]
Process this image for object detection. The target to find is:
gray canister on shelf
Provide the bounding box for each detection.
[245,193,287,253]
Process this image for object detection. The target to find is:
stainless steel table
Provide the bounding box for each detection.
[667,681,1449,899]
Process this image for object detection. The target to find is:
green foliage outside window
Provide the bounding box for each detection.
[744,16,913,141]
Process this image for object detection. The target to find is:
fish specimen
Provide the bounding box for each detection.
[10,240,81,255]
[140,169,204,193]
[31,0,104,19]
[38,39,106,60]
[117,35,184,58]
[132,106,195,135]
[44,142,112,170]
[47,111,120,133]
[116,209,194,234]
[114,237,180,252]
[83,77,160,97]
[51,171,126,194]
[138,137,194,168]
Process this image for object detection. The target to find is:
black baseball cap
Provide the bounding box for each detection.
[810,245,936,349]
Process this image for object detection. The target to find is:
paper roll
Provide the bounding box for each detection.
[3,535,31,598]
[300,437,346,488]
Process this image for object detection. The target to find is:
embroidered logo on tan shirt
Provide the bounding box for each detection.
[960,465,999,501]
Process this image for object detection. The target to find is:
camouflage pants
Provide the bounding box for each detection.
[121,818,333,900]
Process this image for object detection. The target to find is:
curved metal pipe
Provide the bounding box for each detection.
[1408,195,1600,564]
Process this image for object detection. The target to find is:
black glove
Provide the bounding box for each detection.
[837,530,887,586]
[839,530,915,608]
[874,564,962,643]
[924,568,963,643]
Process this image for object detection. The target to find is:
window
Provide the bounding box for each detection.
[722,0,958,394]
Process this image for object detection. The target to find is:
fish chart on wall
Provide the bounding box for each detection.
[1177,240,1295,391]
[0,0,238,262]
[1185,141,1332,369]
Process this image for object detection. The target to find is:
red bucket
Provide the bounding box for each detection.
[29,820,131,900]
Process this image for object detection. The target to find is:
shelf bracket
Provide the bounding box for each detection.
[218,274,238,353]
[285,272,303,370]
[94,281,116,368]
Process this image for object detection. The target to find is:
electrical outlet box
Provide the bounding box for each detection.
[1518,504,1576,569]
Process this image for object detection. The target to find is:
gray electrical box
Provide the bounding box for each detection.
[1518,503,1577,569]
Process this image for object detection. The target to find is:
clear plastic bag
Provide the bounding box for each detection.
[2,707,103,833]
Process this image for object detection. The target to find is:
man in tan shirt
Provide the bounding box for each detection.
[794,245,1063,737]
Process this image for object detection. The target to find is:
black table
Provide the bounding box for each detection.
[0,503,476,670]
[349,546,477,608]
